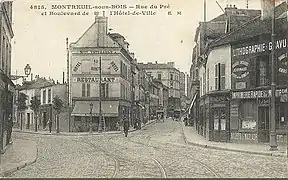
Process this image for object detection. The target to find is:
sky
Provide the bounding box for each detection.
[11,0,265,83]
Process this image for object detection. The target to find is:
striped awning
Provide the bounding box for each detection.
[71,101,119,117]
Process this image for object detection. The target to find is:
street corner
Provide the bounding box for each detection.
[1,139,38,177]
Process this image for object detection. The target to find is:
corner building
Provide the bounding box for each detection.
[69,15,133,132]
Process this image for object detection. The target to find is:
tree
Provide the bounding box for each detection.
[30,96,41,132]
[52,96,63,133]
[17,92,28,130]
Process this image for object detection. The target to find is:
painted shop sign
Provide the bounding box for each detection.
[232,61,249,79]
[278,53,288,74]
[72,50,118,54]
[233,38,287,57]
[73,77,118,83]
[232,88,288,99]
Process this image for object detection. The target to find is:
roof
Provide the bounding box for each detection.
[209,2,287,48]
[194,8,261,43]
[137,63,180,71]
[18,78,54,90]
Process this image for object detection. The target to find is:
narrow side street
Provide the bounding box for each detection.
[8,119,288,178]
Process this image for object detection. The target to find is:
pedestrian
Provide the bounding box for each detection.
[123,118,129,137]
[48,118,52,133]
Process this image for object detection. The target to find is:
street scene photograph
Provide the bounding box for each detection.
[1,0,288,178]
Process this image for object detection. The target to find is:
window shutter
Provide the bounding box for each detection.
[215,64,219,90]
[82,84,86,97]
[220,64,225,90]
[87,84,90,97]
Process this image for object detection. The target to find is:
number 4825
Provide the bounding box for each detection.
[30,5,46,10]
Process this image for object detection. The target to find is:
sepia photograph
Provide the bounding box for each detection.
[0,0,288,178]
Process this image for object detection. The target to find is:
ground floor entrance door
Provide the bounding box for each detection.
[258,106,269,143]
[212,108,228,142]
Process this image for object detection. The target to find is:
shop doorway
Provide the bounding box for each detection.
[212,108,228,142]
[258,106,269,143]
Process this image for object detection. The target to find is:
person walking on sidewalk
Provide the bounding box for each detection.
[48,118,52,133]
[123,118,129,137]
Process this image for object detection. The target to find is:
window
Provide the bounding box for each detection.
[207,68,209,92]
[276,103,288,129]
[157,74,161,80]
[170,73,173,80]
[48,89,51,103]
[170,81,173,88]
[240,100,256,129]
[101,83,109,97]
[215,63,225,90]
[87,84,90,97]
[256,57,269,86]
[82,84,86,97]
[43,89,46,104]
[203,72,206,94]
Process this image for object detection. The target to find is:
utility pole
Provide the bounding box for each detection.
[98,56,103,133]
[270,0,278,151]
[66,37,71,132]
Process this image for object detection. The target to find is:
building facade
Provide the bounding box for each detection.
[0,1,14,153]
[40,83,69,132]
[193,1,288,143]
[138,62,181,118]
[69,15,134,132]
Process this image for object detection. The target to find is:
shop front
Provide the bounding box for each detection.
[198,92,230,142]
[230,88,288,143]
[71,100,120,132]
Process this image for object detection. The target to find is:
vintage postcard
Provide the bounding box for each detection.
[1,0,288,178]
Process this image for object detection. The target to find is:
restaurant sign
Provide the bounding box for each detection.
[232,88,288,99]
[73,77,118,83]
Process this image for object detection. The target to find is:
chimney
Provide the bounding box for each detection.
[96,15,108,46]
[261,0,274,20]
[155,61,158,64]
[31,73,33,81]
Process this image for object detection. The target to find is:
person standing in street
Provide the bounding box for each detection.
[123,118,129,137]
[48,118,52,133]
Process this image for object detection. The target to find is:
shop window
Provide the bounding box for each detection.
[256,56,269,86]
[276,103,288,129]
[239,100,256,129]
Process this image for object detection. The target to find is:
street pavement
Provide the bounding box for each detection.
[6,118,288,178]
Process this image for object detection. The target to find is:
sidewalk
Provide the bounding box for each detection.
[182,124,287,157]
[12,119,157,136]
[0,138,37,177]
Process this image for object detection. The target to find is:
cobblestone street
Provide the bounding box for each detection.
[9,119,288,178]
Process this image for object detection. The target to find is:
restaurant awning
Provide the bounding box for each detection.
[71,101,119,117]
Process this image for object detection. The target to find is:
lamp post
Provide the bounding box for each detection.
[270,0,278,151]
[89,102,93,133]
[13,64,32,131]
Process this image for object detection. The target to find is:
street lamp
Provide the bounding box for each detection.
[12,64,32,131]
[270,0,278,151]
[89,102,93,133]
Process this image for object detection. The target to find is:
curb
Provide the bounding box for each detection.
[181,124,286,158]
[12,120,157,137]
[1,140,38,177]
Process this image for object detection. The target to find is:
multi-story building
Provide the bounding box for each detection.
[0,1,14,152]
[138,61,181,118]
[194,1,287,144]
[40,82,69,132]
[188,4,261,136]
[69,15,134,131]
[16,76,54,131]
